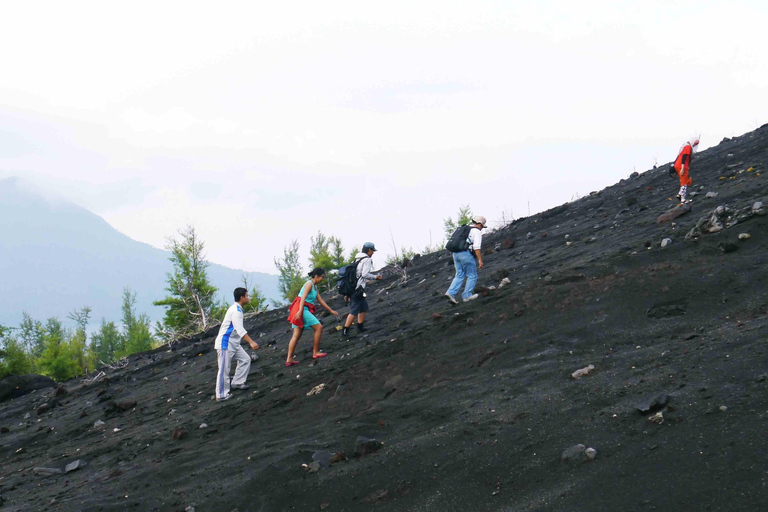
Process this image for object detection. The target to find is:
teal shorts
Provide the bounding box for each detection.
[293,307,321,330]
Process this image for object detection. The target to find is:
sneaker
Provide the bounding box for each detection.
[444,293,459,305]
[231,384,249,390]
[463,294,479,302]
[341,326,350,338]
[216,394,232,402]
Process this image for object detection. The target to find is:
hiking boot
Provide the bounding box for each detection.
[357,323,366,333]
[341,326,351,338]
[231,384,249,390]
[444,293,459,305]
[463,294,479,302]
[216,394,232,402]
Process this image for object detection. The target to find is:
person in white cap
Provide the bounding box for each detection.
[214,287,260,402]
[341,242,382,337]
[445,216,487,304]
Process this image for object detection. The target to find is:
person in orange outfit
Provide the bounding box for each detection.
[671,136,700,203]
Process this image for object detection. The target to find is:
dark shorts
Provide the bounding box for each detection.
[349,292,369,315]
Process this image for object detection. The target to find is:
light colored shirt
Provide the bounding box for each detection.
[214,303,247,350]
[468,227,483,251]
[354,253,379,290]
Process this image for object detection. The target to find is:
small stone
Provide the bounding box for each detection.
[312,450,333,468]
[719,405,727,412]
[185,506,196,512]
[65,459,87,473]
[305,461,321,473]
[561,444,586,462]
[330,451,347,463]
[526,232,534,240]
[571,364,595,379]
[432,313,442,321]
[93,420,106,428]
[718,242,738,253]
[171,428,187,441]
[199,423,208,429]
[661,238,672,248]
[753,201,764,214]
[649,412,664,424]
[637,392,669,414]
[33,467,63,476]
[705,191,718,198]
[585,447,597,460]
[55,385,68,397]
[354,436,383,457]
[738,233,750,240]
[36,403,49,416]
[24,413,30,420]
[0,426,9,434]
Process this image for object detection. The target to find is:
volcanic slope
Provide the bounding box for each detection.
[2,125,768,512]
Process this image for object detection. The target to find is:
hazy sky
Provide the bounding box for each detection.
[2,1,767,273]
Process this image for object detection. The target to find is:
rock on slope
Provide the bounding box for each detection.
[1,125,767,512]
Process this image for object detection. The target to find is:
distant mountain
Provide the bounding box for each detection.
[0,177,279,329]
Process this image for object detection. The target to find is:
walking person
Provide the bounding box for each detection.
[670,136,700,203]
[341,242,382,337]
[286,268,339,366]
[214,287,260,402]
[445,216,487,304]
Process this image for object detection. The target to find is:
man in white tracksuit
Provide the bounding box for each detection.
[214,287,260,402]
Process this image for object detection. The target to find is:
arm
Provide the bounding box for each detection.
[471,229,484,269]
[233,309,259,350]
[474,248,484,269]
[293,282,311,322]
[315,293,338,317]
[360,258,382,281]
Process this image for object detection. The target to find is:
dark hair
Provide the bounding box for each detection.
[234,287,248,302]
[308,267,326,278]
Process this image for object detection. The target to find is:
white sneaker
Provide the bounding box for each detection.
[231,384,249,390]
[463,294,479,302]
[216,394,232,402]
[444,293,459,305]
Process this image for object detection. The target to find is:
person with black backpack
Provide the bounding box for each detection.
[445,216,487,304]
[340,242,382,337]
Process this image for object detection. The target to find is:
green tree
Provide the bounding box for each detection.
[66,307,92,376]
[19,311,44,363]
[0,329,32,379]
[239,276,269,315]
[36,318,74,381]
[274,239,305,303]
[154,226,219,335]
[308,231,346,293]
[119,287,154,356]
[443,204,473,240]
[90,319,123,365]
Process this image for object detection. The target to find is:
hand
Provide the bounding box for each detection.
[250,342,260,350]
[330,310,338,317]
[293,312,302,322]
[478,261,484,269]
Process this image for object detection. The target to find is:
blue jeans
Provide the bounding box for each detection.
[447,251,477,300]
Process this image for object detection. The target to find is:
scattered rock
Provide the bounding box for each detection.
[502,238,516,249]
[55,385,68,397]
[719,405,728,412]
[354,436,383,457]
[585,447,597,460]
[199,423,208,429]
[24,412,30,420]
[65,459,87,473]
[171,428,187,441]
[185,506,196,512]
[661,238,672,248]
[312,450,333,468]
[561,444,586,462]
[738,233,750,240]
[307,384,326,397]
[657,203,692,224]
[648,412,664,424]
[753,202,764,214]
[33,467,63,476]
[432,313,442,321]
[330,451,347,464]
[93,419,106,428]
[647,300,687,318]
[0,374,56,403]
[637,392,669,414]
[0,426,9,434]
[630,171,639,179]
[526,232,534,240]
[304,461,321,473]
[498,277,511,288]
[705,191,718,198]
[718,242,738,253]
[571,364,595,379]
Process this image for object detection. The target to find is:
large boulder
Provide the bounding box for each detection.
[0,374,56,403]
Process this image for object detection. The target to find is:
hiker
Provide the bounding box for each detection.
[286,268,339,366]
[445,216,487,304]
[214,287,260,402]
[670,136,700,203]
[341,242,382,337]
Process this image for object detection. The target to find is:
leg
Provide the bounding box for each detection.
[215,348,232,399]
[357,312,366,325]
[230,343,251,386]
[447,253,466,297]
[286,328,302,363]
[460,252,478,300]
[344,313,354,328]
[311,324,324,355]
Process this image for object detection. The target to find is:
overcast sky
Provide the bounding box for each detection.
[2,0,767,273]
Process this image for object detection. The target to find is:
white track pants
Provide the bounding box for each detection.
[215,342,251,399]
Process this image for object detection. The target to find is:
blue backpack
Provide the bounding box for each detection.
[337,258,365,298]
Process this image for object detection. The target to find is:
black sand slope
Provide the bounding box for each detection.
[2,125,768,512]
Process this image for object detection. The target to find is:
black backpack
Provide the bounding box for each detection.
[337,257,366,298]
[445,225,473,252]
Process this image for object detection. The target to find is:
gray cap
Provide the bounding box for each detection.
[362,242,377,252]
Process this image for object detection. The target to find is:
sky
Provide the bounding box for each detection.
[2,0,767,273]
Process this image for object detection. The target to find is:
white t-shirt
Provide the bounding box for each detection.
[468,227,483,251]
[214,303,248,350]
